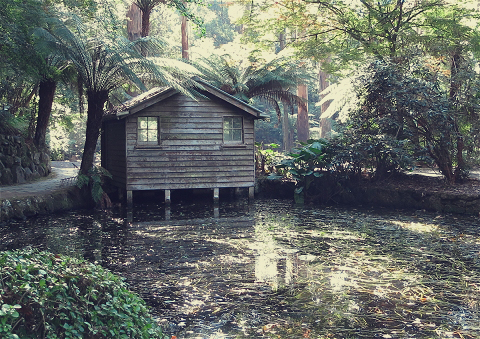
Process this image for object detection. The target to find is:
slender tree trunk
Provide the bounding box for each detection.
[127,4,142,41]
[80,90,109,175]
[282,111,293,152]
[277,29,292,151]
[181,14,189,60]
[34,78,57,147]
[318,67,331,138]
[279,30,286,52]
[141,8,151,38]
[319,68,330,115]
[297,83,309,143]
[449,51,464,182]
[126,4,142,97]
[449,52,461,100]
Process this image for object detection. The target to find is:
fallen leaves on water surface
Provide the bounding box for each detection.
[368,173,480,196]
[1,200,480,339]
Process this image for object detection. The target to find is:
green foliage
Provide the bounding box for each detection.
[76,165,112,206]
[191,53,310,123]
[346,57,480,182]
[0,248,164,339]
[255,142,284,175]
[48,106,87,161]
[0,0,45,75]
[273,139,330,204]
[269,135,415,203]
[333,127,416,181]
[134,0,206,36]
[203,0,236,46]
[0,111,22,136]
[254,108,284,145]
[240,0,455,72]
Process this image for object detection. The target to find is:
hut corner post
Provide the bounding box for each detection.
[127,190,133,208]
[165,189,171,205]
[249,186,254,200]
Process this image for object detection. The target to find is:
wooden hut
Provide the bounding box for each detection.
[101,80,264,206]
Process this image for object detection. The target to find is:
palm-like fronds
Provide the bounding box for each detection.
[35,17,197,99]
[191,54,310,122]
[34,16,201,176]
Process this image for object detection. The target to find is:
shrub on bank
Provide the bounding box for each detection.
[0,248,164,339]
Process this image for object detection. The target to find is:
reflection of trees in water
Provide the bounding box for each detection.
[43,214,104,262]
[0,218,48,251]
[1,200,480,338]
[0,212,108,263]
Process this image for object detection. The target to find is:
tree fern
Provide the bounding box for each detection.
[191,54,311,122]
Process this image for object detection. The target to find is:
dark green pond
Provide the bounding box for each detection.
[1,198,479,338]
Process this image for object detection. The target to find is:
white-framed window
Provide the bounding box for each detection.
[137,117,159,145]
[223,116,243,143]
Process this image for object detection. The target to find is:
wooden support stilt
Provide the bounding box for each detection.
[127,190,133,208]
[248,186,255,200]
[213,188,219,203]
[165,189,171,205]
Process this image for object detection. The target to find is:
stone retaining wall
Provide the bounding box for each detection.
[2,176,478,222]
[0,187,91,221]
[256,177,480,215]
[0,133,51,185]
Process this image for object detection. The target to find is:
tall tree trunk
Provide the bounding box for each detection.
[318,68,330,115]
[181,14,189,60]
[80,90,109,175]
[34,78,57,148]
[127,4,142,41]
[141,8,151,38]
[318,67,331,138]
[297,83,309,143]
[279,30,286,52]
[277,29,292,151]
[449,52,461,101]
[282,110,293,152]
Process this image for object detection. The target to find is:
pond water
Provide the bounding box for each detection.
[1,198,479,339]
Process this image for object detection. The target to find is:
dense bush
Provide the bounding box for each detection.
[270,138,415,204]
[346,58,480,183]
[0,248,164,339]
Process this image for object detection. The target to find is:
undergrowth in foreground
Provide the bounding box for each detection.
[0,248,164,339]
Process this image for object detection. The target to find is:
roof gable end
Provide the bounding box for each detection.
[106,81,265,121]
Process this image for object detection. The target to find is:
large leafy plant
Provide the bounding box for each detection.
[273,139,330,204]
[0,248,164,339]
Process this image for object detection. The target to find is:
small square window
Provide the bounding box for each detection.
[223,116,243,143]
[138,117,159,144]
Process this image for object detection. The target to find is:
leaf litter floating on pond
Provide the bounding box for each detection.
[0,200,479,338]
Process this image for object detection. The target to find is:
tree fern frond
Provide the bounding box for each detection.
[191,53,310,119]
